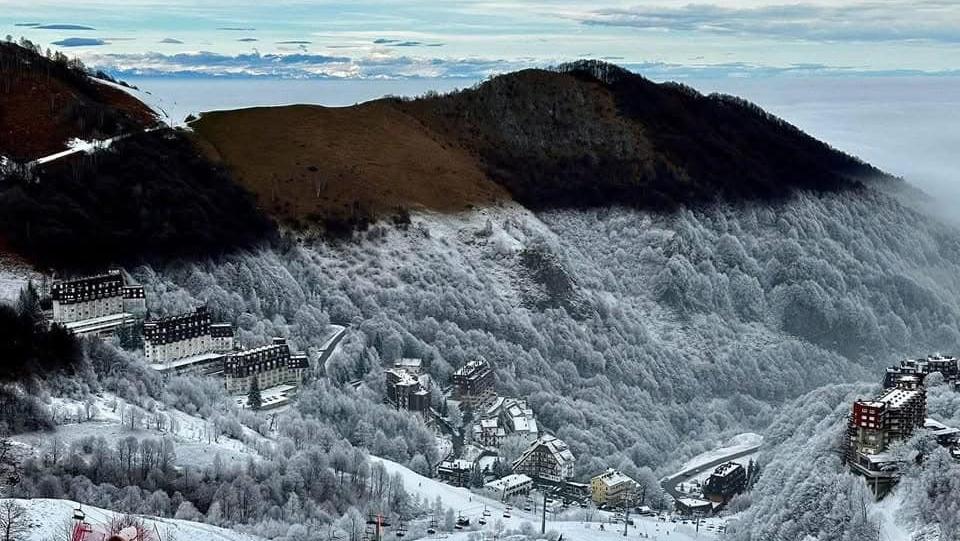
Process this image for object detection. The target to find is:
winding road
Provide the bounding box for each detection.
[661,445,761,501]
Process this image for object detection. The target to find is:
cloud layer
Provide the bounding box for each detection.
[579,1,960,43]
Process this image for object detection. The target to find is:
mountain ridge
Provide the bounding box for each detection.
[193,59,896,230]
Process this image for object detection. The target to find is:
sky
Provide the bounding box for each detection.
[2,0,960,79]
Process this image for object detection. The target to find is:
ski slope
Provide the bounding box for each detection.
[373,457,725,541]
[2,498,264,541]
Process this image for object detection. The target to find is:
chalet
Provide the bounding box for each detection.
[590,468,638,506]
[512,434,575,483]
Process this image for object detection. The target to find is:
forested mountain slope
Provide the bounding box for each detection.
[0,39,156,161]
[137,185,960,477]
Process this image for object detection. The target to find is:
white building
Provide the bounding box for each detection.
[485,474,533,500]
[475,397,538,449]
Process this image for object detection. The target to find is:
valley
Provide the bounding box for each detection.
[1,38,959,541]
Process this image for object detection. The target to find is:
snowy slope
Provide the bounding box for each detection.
[4,498,264,541]
[373,457,725,541]
[11,392,267,469]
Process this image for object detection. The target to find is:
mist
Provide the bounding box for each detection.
[684,77,960,204]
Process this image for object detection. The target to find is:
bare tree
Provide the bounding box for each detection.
[0,500,28,541]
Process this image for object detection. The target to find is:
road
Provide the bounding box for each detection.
[316,325,348,368]
[26,127,162,168]
[661,445,761,501]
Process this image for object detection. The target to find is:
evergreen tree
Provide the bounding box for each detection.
[16,281,42,327]
[247,377,262,411]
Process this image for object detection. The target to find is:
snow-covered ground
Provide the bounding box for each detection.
[0,265,38,303]
[679,433,763,472]
[11,392,268,469]
[3,498,264,541]
[373,457,725,541]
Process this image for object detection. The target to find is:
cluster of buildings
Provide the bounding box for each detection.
[49,270,310,407]
[883,354,960,392]
[845,355,960,496]
[472,397,539,448]
[672,461,748,516]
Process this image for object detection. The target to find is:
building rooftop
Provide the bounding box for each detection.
[711,462,744,478]
[593,468,635,488]
[485,474,532,492]
[439,459,475,471]
[394,358,423,370]
[877,387,923,409]
[454,359,491,377]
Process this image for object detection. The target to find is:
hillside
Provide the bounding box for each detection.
[0,129,275,270]
[192,60,894,229]
[0,41,273,271]
[0,39,157,161]
[192,102,508,230]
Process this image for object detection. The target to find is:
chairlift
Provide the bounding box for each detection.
[478,518,487,526]
[72,506,85,521]
[427,518,437,535]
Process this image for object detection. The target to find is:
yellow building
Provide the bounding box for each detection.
[591,468,637,506]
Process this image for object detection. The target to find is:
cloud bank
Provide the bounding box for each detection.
[83,50,960,81]
[579,1,960,43]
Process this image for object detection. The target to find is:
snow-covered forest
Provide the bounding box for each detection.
[8,184,960,538]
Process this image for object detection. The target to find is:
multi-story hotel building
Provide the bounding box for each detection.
[452,358,495,409]
[51,269,142,336]
[143,307,234,375]
[591,468,638,506]
[512,434,576,483]
[223,337,309,394]
[846,381,926,495]
[385,368,431,412]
